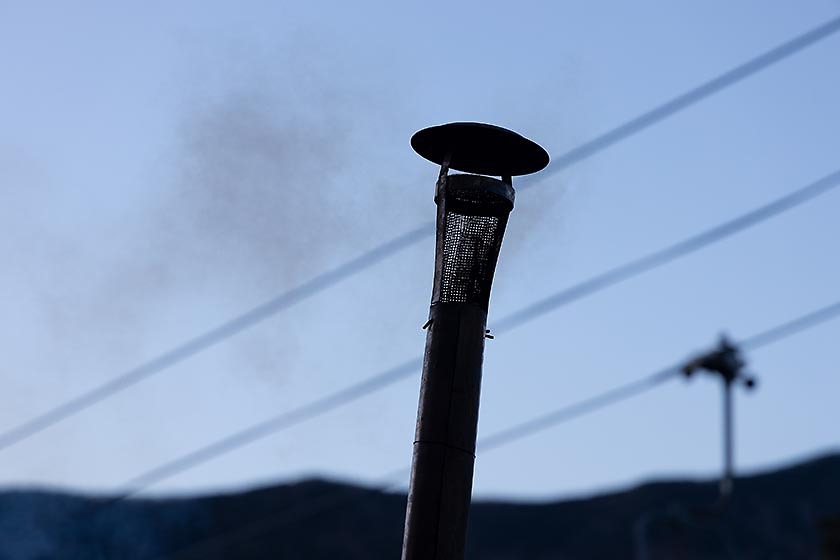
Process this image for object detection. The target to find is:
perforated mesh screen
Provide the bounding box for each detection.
[435,178,512,310]
[439,211,504,307]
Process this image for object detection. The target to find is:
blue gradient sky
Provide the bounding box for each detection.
[1,0,838,500]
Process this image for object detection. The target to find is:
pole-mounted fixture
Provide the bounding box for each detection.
[682,336,757,501]
[401,122,548,560]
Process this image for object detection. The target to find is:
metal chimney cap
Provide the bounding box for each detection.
[411,122,549,177]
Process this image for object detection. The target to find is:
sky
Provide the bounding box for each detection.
[1,0,839,501]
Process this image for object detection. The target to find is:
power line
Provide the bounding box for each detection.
[474,304,840,453]
[116,168,840,497]
[477,367,677,453]
[493,168,840,333]
[524,14,840,183]
[483,298,840,452]
[117,357,422,493]
[1,15,836,454]
[164,298,840,559]
[0,225,431,454]
[740,301,840,351]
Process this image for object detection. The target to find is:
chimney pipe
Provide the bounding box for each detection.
[401,122,548,560]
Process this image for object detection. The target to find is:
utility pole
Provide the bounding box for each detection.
[682,335,757,501]
[401,122,548,560]
[635,336,758,560]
